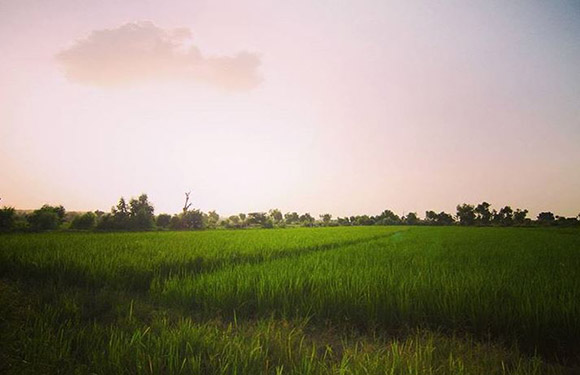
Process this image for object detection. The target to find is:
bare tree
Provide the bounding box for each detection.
[183,192,192,213]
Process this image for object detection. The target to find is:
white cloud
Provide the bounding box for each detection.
[56,21,261,91]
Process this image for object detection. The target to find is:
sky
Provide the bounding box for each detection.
[1,0,579,218]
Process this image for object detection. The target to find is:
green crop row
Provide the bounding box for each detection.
[155,227,580,357]
[0,226,399,291]
[0,279,559,375]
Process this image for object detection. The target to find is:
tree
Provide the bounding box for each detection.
[377,210,401,225]
[299,213,315,227]
[111,197,130,229]
[474,202,492,225]
[456,204,475,226]
[404,212,419,225]
[495,206,514,226]
[181,209,204,229]
[425,211,438,224]
[169,215,181,230]
[247,212,268,226]
[537,212,555,225]
[284,212,299,225]
[320,213,332,226]
[70,212,96,230]
[269,209,283,225]
[425,211,454,225]
[556,216,579,226]
[95,213,115,230]
[128,194,155,230]
[156,214,172,229]
[0,207,16,231]
[437,211,455,225]
[28,205,65,231]
[228,215,241,228]
[262,218,274,229]
[98,195,155,230]
[513,209,529,226]
[353,215,374,226]
[183,192,192,213]
[207,210,220,229]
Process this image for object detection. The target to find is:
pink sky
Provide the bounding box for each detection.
[1,0,579,217]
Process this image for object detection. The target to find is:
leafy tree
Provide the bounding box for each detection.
[437,211,455,225]
[156,214,172,229]
[169,215,182,230]
[299,213,315,227]
[227,215,241,228]
[284,212,300,225]
[262,218,274,229]
[425,211,438,224]
[377,210,401,225]
[128,194,155,230]
[537,212,555,225]
[556,216,579,227]
[28,205,65,231]
[268,209,283,225]
[111,197,130,229]
[474,202,492,225]
[336,217,351,226]
[95,213,115,230]
[425,211,454,225]
[0,207,16,231]
[513,209,529,226]
[404,212,419,225]
[247,212,268,226]
[495,206,514,226]
[70,212,96,230]
[456,204,476,226]
[99,195,155,230]
[320,213,332,226]
[353,215,374,226]
[206,210,220,229]
[181,209,204,229]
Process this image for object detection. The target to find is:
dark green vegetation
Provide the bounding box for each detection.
[1,227,579,374]
[1,194,579,233]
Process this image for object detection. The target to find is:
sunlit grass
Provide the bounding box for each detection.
[0,226,397,290]
[156,227,580,357]
[1,226,579,374]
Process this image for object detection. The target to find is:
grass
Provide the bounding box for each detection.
[155,227,580,358]
[1,226,579,374]
[0,226,395,291]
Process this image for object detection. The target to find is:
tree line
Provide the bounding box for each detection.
[0,194,578,232]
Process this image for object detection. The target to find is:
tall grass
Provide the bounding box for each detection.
[0,280,558,375]
[156,227,580,357]
[1,226,578,374]
[0,226,397,291]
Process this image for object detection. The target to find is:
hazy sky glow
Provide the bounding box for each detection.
[1,0,579,217]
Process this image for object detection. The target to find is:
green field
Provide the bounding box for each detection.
[1,227,579,374]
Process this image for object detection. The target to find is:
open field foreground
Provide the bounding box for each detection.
[1,227,579,374]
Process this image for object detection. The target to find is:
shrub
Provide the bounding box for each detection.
[0,207,16,231]
[70,212,96,230]
[156,214,172,229]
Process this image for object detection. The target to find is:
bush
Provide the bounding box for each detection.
[70,212,96,230]
[156,214,172,229]
[169,215,181,230]
[28,209,60,231]
[0,207,16,231]
[262,218,274,229]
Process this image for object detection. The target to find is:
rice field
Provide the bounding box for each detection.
[1,226,579,374]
